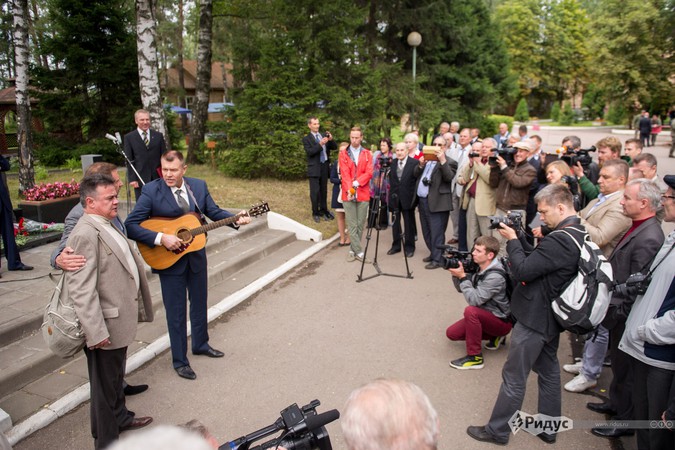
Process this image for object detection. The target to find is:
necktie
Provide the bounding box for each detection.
[175,188,190,213]
[316,134,327,163]
[397,160,404,179]
[142,131,149,147]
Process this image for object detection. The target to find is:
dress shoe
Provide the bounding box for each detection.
[586,401,616,415]
[313,215,321,223]
[9,264,33,271]
[423,256,433,263]
[387,248,401,255]
[193,347,224,358]
[591,427,634,438]
[466,426,508,446]
[405,251,414,258]
[537,433,556,444]
[175,365,197,380]
[324,212,335,220]
[425,261,441,270]
[447,238,459,245]
[120,416,153,432]
[124,383,148,396]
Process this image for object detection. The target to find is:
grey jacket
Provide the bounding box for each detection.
[453,258,510,320]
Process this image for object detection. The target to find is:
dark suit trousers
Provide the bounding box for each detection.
[308,162,330,215]
[417,197,449,263]
[608,321,633,420]
[632,358,675,450]
[390,207,415,253]
[159,264,210,368]
[0,202,22,269]
[84,346,133,450]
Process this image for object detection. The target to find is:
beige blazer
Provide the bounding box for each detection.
[580,191,631,258]
[66,213,153,349]
[460,161,496,216]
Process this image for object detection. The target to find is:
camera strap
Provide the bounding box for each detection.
[643,241,675,278]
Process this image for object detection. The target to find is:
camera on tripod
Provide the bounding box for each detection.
[559,146,596,168]
[378,155,393,168]
[488,211,523,230]
[440,245,479,272]
[612,272,652,297]
[221,400,339,450]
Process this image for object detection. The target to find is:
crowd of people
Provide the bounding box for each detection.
[305,118,675,449]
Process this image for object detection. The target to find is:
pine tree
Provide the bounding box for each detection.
[514,98,530,122]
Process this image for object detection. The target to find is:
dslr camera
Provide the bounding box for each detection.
[489,147,516,165]
[488,211,523,230]
[221,400,338,450]
[440,246,479,272]
[378,154,393,168]
[613,272,652,298]
[560,146,596,168]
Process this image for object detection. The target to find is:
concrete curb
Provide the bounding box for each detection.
[6,233,339,446]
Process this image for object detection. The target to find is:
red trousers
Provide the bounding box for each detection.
[446,306,512,355]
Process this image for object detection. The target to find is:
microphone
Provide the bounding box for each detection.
[115,132,122,144]
[286,409,340,436]
[105,133,119,145]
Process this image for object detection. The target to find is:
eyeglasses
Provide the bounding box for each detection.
[661,195,675,200]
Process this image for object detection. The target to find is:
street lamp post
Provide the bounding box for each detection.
[407,31,422,132]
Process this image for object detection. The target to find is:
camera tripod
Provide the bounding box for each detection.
[357,165,413,282]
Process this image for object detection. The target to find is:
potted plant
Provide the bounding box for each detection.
[17,180,80,223]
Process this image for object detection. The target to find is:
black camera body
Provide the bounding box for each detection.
[221,400,338,450]
[441,246,479,272]
[489,147,516,165]
[561,146,596,168]
[488,211,523,230]
[378,155,393,168]
[613,272,652,298]
[422,177,431,186]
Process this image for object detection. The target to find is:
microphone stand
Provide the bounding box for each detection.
[106,133,145,212]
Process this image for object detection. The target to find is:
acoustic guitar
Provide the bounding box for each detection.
[137,202,270,270]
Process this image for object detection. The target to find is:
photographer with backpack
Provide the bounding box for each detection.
[445,235,512,371]
[467,184,585,446]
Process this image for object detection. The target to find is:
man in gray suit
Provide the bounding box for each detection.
[67,174,154,449]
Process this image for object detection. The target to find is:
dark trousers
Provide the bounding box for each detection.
[632,358,675,450]
[417,197,449,263]
[486,323,561,440]
[390,207,415,253]
[159,264,210,369]
[308,162,330,216]
[458,208,468,251]
[608,322,633,420]
[0,202,22,269]
[84,346,133,450]
[640,132,651,148]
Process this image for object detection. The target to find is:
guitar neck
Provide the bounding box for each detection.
[191,214,241,237]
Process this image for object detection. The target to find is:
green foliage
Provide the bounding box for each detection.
[163,107,184,150]
[481,115,514,137]
[581,83,606,119]
[559,104,575,125]
[606,103,627,125]
[76,138,124,165]
[514,99,530,122]
[33,131,74,167]
[65,158,81,171]
[550,103,561,121]
[34,165,49,181]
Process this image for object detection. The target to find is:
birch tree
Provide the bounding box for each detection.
[135,0,169,145]
[187,0,213,164]
[12,0,34,192]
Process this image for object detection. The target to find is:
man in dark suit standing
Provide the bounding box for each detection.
[388,142,417,257]
[587,179,664,439]
[68,174,154,449]
[125,151,251,380]
[0,155,33,275]
[303,117,337,223]
[124,109,167,200]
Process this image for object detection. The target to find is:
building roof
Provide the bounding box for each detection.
[164,60,234,91]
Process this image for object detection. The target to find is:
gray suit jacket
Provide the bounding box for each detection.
[580,191,631,257]
[66,213,153,349]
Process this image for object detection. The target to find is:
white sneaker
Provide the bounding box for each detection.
[562,360,583,374]
[564,373,597,393]
[346,252,356,262]
[356,253,371,264]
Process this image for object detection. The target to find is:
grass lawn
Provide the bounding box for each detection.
[5,165,339,238]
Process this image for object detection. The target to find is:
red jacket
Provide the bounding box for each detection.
[339,147,373,202]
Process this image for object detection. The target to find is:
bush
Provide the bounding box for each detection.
[606,104,627,125]
[550,103,561,122]
[76,138,125,165]
[514,98,530,122]
[33,132,75,167]
[479,115,514,137]
[559,104,575,126]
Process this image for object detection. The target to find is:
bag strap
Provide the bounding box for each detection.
[551,228,584,252]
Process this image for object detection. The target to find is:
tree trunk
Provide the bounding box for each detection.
[135,0,170,148]
[178,0,187,133]
[13,0,34,194]
[188,0,213,165]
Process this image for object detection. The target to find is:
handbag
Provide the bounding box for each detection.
[41,273,86,358]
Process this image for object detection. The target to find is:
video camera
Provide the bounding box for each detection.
[488,211,523,231]
[378,154,393,168]
[440,246,479,272]
[612,272,651,298]
[561,175,582,211]
[220,400,339,450]
[557,145,596,168]
[489,147,516,165]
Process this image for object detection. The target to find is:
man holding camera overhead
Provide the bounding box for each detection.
[446,235,511,370]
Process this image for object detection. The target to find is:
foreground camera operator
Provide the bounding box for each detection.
[446,236,512,370]
[467,184,585,446]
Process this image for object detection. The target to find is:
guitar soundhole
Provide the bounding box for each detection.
[176,228,193,244]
